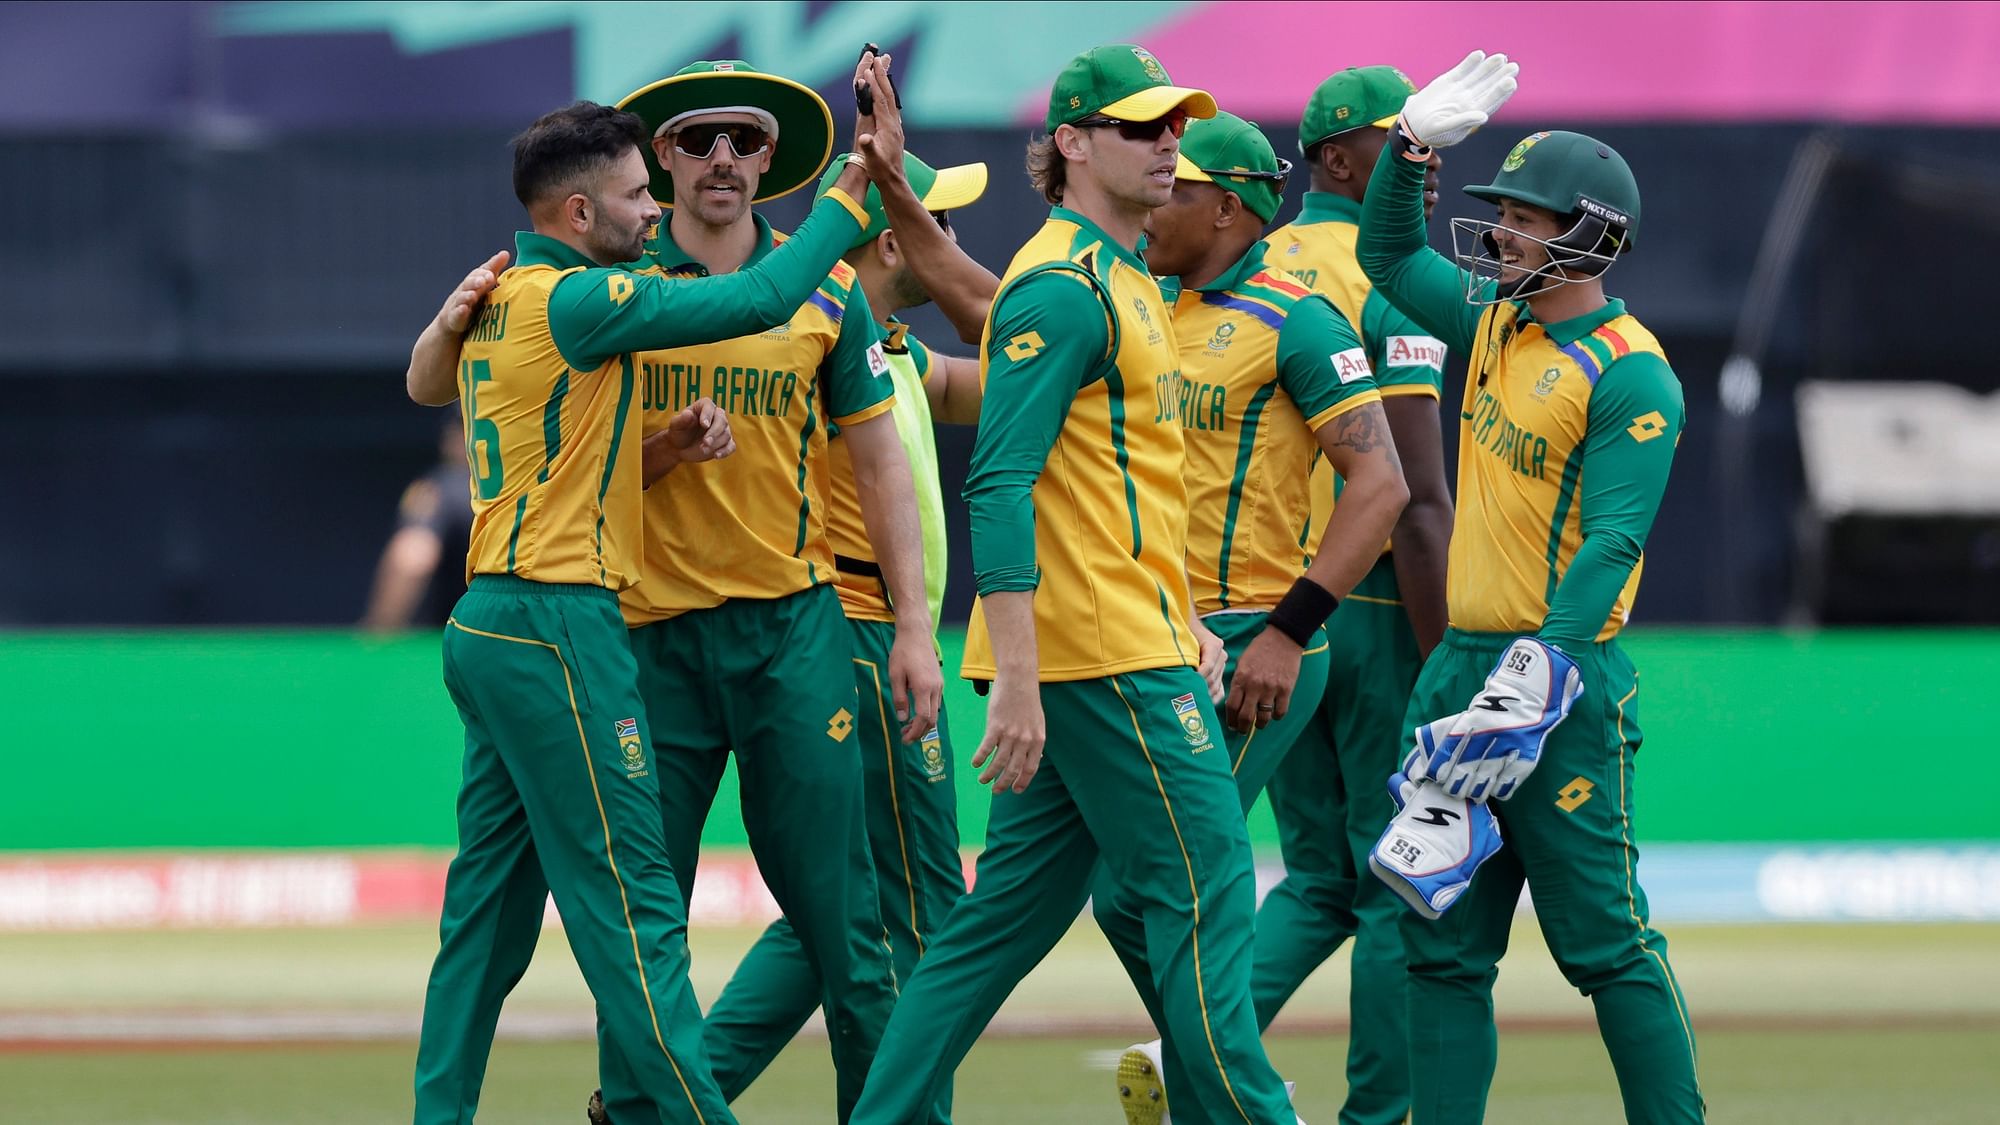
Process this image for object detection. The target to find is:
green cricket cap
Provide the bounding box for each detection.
[616,60,833,206]
[1300,65,1417,151]
[1173,111,1289,222]
[1045,44,1217,132]
[815,151,990,250]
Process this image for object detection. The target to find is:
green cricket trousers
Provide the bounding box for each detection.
[1399,628,1704,1125]
[414,576,732,1125]
[1253,555,1422,1125]
[600,586,900,1124]
[850,665,1297,1125]
[694,616,963,1124]
[1089,613,1329,1125]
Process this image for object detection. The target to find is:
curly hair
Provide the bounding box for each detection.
[1025,133,1067,207]
[511,101,649,208]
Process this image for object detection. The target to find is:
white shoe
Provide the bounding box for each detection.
[1116,1039,1169,1125]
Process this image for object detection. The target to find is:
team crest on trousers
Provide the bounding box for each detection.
[920,727,947,781]
[1171,693,1213,752]
[614,717,648,778]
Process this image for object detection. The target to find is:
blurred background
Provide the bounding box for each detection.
[3,2,1998,1121]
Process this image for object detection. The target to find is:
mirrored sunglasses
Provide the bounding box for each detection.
[672,122,771,161]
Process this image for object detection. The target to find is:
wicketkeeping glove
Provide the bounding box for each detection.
[1404,637,1583,801]
[1398,50,1520,149]
[1369,771,1503,918]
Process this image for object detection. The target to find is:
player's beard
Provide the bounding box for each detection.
[889,264,930,310]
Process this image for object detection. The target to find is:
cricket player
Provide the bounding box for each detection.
[408,74,898,1125]
[848,45,1299,1125]
[665,150,993,1125]
[1249,65,1457,1125]
[1106,108,1411,1125]
[1357,52,1703,1123]
[588,59,935,1125]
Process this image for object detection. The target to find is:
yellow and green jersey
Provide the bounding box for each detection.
[1267,191,1447,557]
[1168,246,1381,615]
[458,196,867,590]
[962,208,1197,682]
[825,319,948,627]
[618,212,894,625]
[1355,151,1685,648]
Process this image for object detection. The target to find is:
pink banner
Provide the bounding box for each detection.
[1129,1,2000,126]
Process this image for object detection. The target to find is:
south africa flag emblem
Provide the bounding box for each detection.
[1171,693,1212,751]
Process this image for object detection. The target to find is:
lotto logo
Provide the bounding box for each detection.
[826,708,854,741]
[1627,411,1669,443]
[606,273,635,305]
[1331,347,1372,384]
[1556,776,1596,812]
[1386,335,1447,371]
[1003,332,1046,361]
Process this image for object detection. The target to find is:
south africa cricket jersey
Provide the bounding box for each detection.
[619,213,894,625]
[1449,301,1676,641]
[1170,245,1381,614]
[961,207,1198,681]
[824,320,948,627]
[1267,192,1447,557]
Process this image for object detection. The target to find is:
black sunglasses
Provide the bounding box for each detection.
[1074,108,1189,143]
[672,121,771,160]
[1197,156,1294,190]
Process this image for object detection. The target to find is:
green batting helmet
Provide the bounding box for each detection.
[1465,130,1640,268]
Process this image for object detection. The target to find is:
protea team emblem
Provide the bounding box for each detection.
[1206,320,1237,353]
[1131,47,1168,82]
[1171,692,1213,751]
[1533,366,1562,399]
[615,718,647,776]
[920,728,947,781]
[1502,131,1552,172]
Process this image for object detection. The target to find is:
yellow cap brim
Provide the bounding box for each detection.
[1172,153,1212,183]
[1099,85,1218,123]
[919,162,989,211]
[1370,111,1400,128]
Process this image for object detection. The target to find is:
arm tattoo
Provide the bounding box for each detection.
[1329,401,1395,458]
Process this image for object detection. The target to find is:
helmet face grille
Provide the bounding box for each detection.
[1450,215,1626,306]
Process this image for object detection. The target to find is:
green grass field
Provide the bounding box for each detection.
[3,919,1997,1122]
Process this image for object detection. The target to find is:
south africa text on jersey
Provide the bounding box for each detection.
[1465,387,1551,479]
[1154,370,1226,432]
[643,360,806,418]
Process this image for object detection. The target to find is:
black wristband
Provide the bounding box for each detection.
[1268,578,1338,648]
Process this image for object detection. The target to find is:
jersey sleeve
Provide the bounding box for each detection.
[823,280,895,425]
[1538,351,1684,648]
[1354,145,1487,356]
[1361,288,1447,398]
[963,269,1112,596]
[544,189,868,369]
[1276,294,1382,429]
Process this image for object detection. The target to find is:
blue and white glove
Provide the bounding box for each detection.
[1368,771,1504,918]
[1404,637,1583,801]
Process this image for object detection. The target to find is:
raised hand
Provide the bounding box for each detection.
[1398,50,1519,149]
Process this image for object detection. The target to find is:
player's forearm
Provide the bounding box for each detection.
[1307,404,1410,602]
[1539,530,1642,650]
[981,590,1040,680]
[360,529,442,630]
[850,421,934,638]
[932,354,984,425]
[1382,393,1452,656]
[875,167,999,345]
[407,319,463,407]
[1355,139,1481,354]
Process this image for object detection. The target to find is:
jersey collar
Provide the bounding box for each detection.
[1294,191,1362,227]
[513,231,599,270]
[644,211,779,275]
[1049,206,1150,276]
[1533,297,1628,346]
[1189,239,1275,294]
